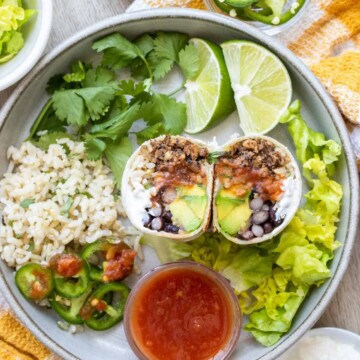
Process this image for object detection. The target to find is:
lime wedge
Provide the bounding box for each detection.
[221,40,292,134]
[184,38,235,134]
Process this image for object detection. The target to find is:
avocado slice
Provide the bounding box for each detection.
[178,185,206,197]
[169,199,202,232]
[216,196,238,221]
[183,195,208,219]
[219,198,252,235]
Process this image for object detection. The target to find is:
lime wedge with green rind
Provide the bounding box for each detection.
[184,38,236,134]
[221,40,292,135]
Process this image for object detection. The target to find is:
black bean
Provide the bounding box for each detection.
[269,209,284,226]
[150,217,164,231]
[239,230,254,240]
[250,197,263,211]
[161,188,177,204]
[263,222,274,234]
[269,208,276,223]
[264,200,273,207]
[251,224,264,238]
[275,216,285,227]
[164,224,180,234]
[163,210,172,222]
[261,204,270,211]
[148,204,163,217]
[252,210,269,225]
[142,213,152,227]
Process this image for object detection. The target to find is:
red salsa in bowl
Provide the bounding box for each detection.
[124,261,241,360]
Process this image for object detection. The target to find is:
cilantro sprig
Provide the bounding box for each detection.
[29,32,200,186]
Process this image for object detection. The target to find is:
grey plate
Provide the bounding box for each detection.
[0,9,358,360]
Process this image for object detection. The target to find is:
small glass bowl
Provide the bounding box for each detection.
[124,261,242,360]
[204,0,309,36]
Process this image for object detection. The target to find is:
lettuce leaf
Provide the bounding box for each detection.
[0,2,35,63]
[280,100,341,178]
[141,234,192,263]
[0,4,24,31]
[221,248,274,293]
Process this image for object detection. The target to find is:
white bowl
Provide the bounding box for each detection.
[0,0,53,91]
[279,327,360,359]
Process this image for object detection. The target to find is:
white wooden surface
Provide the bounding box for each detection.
[0,0,359,344]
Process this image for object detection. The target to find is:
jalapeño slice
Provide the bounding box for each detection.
[49,254,89,298]
[81,238,136,283]
[80,282,130,331]
[15,263,54,301]
[49,284,93,325]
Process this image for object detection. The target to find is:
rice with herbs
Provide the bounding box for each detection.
[0,139,136,268]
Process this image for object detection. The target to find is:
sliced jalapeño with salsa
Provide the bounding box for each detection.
[80,282,130,331]
[15,263,54,301]
[49,254,89,298]
[49,285,93,325]
[81,238,136,283]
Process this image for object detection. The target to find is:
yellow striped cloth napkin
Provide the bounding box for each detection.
[0,1,359,359]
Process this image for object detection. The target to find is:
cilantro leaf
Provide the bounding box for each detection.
[134,33,154,56]
[20,199,35,209]
[52,87,115,126]
[152,32,189,63]
[31,132,72,151]
[78,87,115,121]
[147,32,188,81]
[63,61,86,83]
[103,96,127,121]
[150,56,174,81]
[135,122,166,144]
[84,134,106,161]
[81,67,118,88]
[137,100,163,125]
[118,79,147,97]
[104,138,133,187]
[152,93,187,134]
[178,44,200,80]
[52,90,86,126]
[130,58,150,80]
[137,94,186,134]
[92,33,144,70]
[91,104,140,141]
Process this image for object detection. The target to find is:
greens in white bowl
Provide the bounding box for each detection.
[0,0,52,91]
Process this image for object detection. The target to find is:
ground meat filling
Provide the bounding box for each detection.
[215,138,291,240]
[140,136,209,234]
[142,135,209,187]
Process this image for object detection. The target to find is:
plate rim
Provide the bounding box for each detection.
[0,8,358,360]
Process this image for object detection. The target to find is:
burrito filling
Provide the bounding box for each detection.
[214,137,292,240]
[135,136,209,234]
